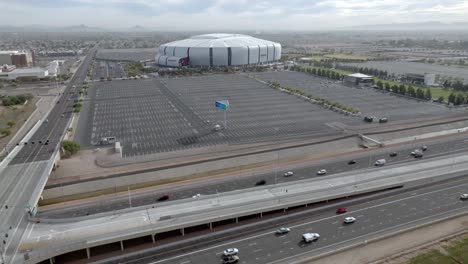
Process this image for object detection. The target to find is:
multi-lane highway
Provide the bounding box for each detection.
[0,46,97,264]
[39,133,468,218]
[105,175,468,264]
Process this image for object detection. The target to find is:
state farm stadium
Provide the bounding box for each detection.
[156,34,282,67]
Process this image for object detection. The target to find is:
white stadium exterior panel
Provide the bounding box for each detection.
[212,48,228,66]
[156,33,281,67]
[248,46,260,64]
[231,47,248,66]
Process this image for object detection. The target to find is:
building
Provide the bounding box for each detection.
[343,73,374,87]
[0,50,34,67]
[0,67,48,80]
[401,73,436,86]
[39,50,82,57]
[47,60,60,77]
[156,34,282,67]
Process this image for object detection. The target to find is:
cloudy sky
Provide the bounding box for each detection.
[2,0,468,30]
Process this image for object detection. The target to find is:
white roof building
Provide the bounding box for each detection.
[0,67,48,80]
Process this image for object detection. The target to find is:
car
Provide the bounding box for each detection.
[276,227,291,234]
[157,195,169,201]
[302,233,320,242]
[344,217,356,224]
[374,159,386,166]
[414,153,423,158]
[410,150,421,156]
[422,146,428,151]
[223,248,239,256]
[255,180,266,186]
[389,152,398,157]
[44,119,48,123]
[61,114,65,118]
[222,255,239,264]
[192,193,201,198]
[460,194,468,200]
[317,169,327,175]
[57,100,60,104]
[336,208,347,214]
[379,117,388,123]
[283,171,294,177]
[348,160,356,165]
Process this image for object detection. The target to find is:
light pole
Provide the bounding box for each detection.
[128,187,132,208]
[274,127,280,184]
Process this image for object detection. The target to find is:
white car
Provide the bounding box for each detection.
[192,194,201,198]
[276,227,291,234]
[223,248,239,256]
[222,255,239,264]
[317,169,327,175]
[283,171,294,177]
[302,233,320,242]
[410,150,421,156]
[344,217,356,224]
[460,194,468,200]
[374,159,386,166]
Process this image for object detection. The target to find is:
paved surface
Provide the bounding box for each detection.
[38,133,468,219]
[92,60,126,80]
[96,49,157,62]
[17,155,468,264]
[256,71,461,121]
[76,75,351,157]
[112,176,468,264]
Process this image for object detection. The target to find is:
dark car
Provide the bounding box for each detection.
[157,195,169,201]
[422,146,428,151]
[336,208,347,214]
[256,180,266,186]
[379,118,388,123]
[414,153,423,158]
[389,152,398,157]
[348,160,356,165]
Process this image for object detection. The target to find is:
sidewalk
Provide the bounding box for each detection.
[312,214,468,264]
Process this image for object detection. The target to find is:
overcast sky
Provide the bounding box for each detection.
[2,0,468,30]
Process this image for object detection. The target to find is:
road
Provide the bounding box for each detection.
[39,133,468,218]
[112,174,468,264]
[0,46,97,264]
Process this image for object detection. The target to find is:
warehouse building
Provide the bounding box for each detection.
[156,34,282,67]
[343,73,374,87]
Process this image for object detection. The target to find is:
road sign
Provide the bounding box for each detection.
[215,100,229,110]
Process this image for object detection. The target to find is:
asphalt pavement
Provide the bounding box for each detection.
[114,175,468,264]
[38,133,468,219]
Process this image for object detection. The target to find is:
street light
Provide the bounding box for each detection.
[274,127,280,184]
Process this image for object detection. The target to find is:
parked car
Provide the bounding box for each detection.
[276,227,291,234]
[317,169,327,175]
[223,248,239,256]
[255,180,266,186]
[283,171,294,177]
[157,195,169,201]
[336,208,347,214]
[344,217,356,224]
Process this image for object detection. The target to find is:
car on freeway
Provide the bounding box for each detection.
[276,227,291,234]
[255,179,266,186]
[410,150,421,156]
[302,233,320,242]
[222,255,239,264]
[374,159,386,166]
[44,119,48,123]
[157,195,169,201]
[348,160,356,165]
[61,114,65,118]
[460,194,468,200]
[317,169,327,175]
[192,194,201,198]
[336,208,347,214]
[422,146,428,151]
[389,152,398,157]
[344,217,356,224]
[283,171,294,177]
[414,153,423,158]
[379,117,388,123]
[223,248,239,256]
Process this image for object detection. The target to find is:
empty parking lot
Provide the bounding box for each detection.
[92,60,126,80]
[76,75,354,157]
[256,71,461,121]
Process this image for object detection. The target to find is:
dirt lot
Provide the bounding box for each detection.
[0,98,38,153]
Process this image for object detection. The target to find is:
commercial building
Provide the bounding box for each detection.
[0,67,48,80]
[401,73,436,86]
[156,34,282,67]
[343,73,374,87]
[0,50,34,67]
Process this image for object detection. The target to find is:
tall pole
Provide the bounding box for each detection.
[224,109,227,129]
[128,187,132,208]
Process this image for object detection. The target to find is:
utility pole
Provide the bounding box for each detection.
[128,187,132,208]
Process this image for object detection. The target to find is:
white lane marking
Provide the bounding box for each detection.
[253,249,263,252]
[332,221,339,224]
[283,241,291,244]
[146,183,468,264]
[180,261,190,264]
[249,243,257,246]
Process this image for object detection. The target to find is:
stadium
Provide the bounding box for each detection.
[156,34,282,67]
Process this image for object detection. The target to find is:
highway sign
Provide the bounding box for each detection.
[215,100,229,110]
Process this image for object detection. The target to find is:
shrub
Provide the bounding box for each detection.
[61,140,80,156]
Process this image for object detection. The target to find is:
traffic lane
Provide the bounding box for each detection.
[140,178,468,264]
[39,139,468,218]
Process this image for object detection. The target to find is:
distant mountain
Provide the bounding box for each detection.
[347,21,468,31]
[0,24,106,32]
[63,24,104,32]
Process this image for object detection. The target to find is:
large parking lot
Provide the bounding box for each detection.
[256,71,461,121]
[92,60,126,80]
[76,75,353,157]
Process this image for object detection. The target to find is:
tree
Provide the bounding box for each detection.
[407,86,416,97]
[376,80,383,89]
[384,83,391,91]
[61,140,80,157]
[455,94,465,105]
[424,89,432,100]
[6,121,15,128]
[391,85,398,93]
[438,96,444,102]
[448,93,456,104]
[0,128,11,137]
[398,84,406,94]
[311,68,317,75]
[416,88,425,99]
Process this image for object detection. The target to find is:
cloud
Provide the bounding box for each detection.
[1,0,467,30]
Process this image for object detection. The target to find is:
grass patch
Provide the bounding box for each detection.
[407,249,456,264]
[380,79,467,102]
[324,53,368,61]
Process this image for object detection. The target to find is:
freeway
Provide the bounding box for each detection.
[39,132,468,218]
[103,172,468,264]
[0,46,97,264]
[14,153,468,263]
